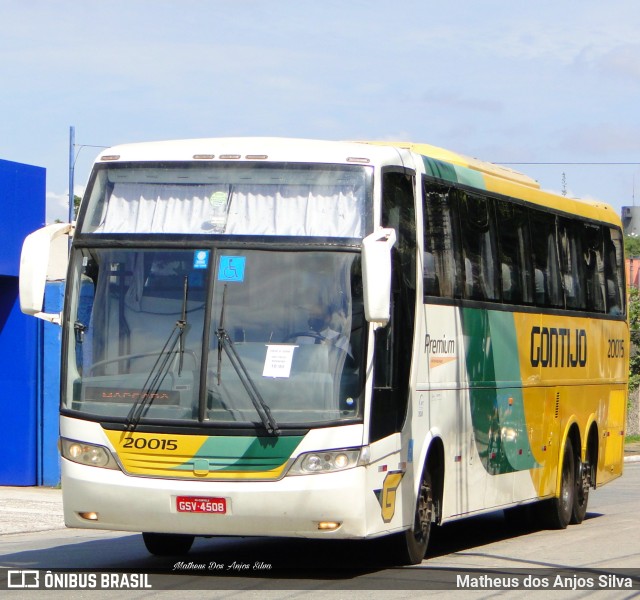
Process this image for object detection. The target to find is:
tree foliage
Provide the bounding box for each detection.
[625,235,640,258]
[628,286,640,391]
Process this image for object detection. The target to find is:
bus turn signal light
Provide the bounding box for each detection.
[78,512,99,521]
[318,521,341,531]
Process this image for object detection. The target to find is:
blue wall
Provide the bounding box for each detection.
[0,159,46,486]
[0,160,46,276]
[0,275,39,485]
[42,282,64,485]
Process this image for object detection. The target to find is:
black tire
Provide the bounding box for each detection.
[388,467,434,565]
[542,438,575,529]
[142,532,195,556]
[571,449,589,525]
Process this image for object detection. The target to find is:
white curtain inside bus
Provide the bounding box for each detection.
[91,183,364,237]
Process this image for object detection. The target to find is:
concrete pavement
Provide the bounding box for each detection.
[623,440,640,460]
[0,485,64,536]
[1,447,639,538]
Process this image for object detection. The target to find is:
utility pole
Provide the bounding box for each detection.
[67,127,109,223]
[68,125,75,223]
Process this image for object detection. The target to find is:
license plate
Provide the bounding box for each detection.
[176,496,227,514]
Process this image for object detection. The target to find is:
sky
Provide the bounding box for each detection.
[1,1,640,223]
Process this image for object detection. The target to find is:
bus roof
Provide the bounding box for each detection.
[361,140,622,227]
[360,140,541,189]
[96,137,622,228]
[97,137,401,167]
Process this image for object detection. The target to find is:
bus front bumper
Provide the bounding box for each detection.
[61,459,371,539]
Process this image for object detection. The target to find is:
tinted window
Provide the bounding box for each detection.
[423,184,458,298]
[530,212,563,308]
[496,201,533,304]
[604,227,625,315]
[457,193,498,301]
[582,223,606,313]
[558,218,585,310]
[422,179,625,317]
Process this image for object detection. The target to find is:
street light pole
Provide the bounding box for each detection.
[68,125,75,223]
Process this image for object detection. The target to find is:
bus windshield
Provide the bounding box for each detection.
[65,248,365,428]
[79,163,370,238]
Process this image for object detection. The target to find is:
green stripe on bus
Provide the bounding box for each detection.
[421,156,486,189]
[172,435,303,473]
[462,308,538,474]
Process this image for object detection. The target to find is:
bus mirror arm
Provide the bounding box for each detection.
[361,228,397,329]
[19,222,73,325]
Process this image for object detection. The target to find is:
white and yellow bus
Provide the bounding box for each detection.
[20,138,628,564]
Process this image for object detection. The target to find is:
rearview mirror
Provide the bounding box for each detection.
[19,223,73,324]
[361,228,396,328]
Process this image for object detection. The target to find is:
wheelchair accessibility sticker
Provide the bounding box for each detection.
[218,256,246,282]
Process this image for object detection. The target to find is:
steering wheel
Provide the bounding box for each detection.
[282,331,356,371]
[281,331,327,343]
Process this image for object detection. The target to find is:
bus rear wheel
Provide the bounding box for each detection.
[542,438,575,529]
[571,450,590,525]
[142,532,195,556]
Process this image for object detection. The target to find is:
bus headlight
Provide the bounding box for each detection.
[60,438,120,470]
[287,448,361,475]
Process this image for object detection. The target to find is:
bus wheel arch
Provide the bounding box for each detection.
[425,437,444,526]
[586,422,599,488]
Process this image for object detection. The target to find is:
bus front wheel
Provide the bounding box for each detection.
[142,532,195,556]
[389,467,434,565]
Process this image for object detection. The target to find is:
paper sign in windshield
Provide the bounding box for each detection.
[263,345,297,378]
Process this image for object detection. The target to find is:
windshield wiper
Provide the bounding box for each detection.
[215,284,280,436]
[126,276,189,431]
[178,275,188,376]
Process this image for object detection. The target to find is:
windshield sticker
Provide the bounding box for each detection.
[209,191,229,232]
[193,250,210,269]
[262,344,297,378]
[218,256,246,282]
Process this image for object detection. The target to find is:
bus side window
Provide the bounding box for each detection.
[423,183,458,299]
[495,200,532,304]
[582,223,606,313]
[558,218,585,310]
[457,192,498,301]
[604,227,625,315]
[423,251,440,296]
[530,211,563,308]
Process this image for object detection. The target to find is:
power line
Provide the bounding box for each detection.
[498,162,640,166]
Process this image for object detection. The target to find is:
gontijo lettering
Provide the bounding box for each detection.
[530,326,587,368]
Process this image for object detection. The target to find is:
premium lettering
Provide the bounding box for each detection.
[530,326,587,368]
[425,333,455,354]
